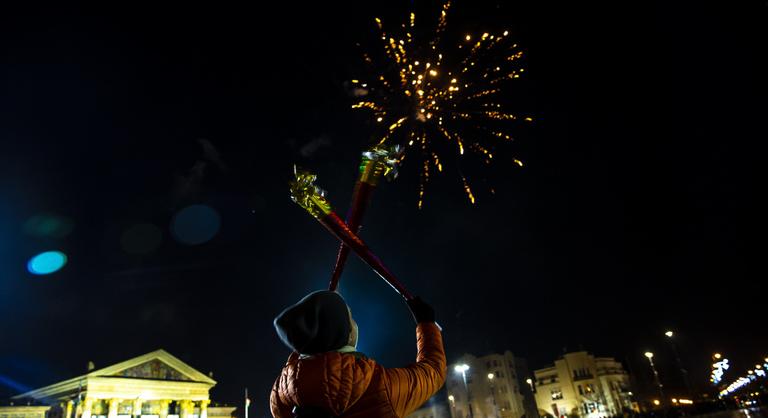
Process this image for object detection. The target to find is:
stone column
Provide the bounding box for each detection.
[158,400,170,418]
[82,398,94,418]
[178,401,192,418]
[132,399,143,418]
[108,399,120,418]
[199,401,209,418]
[65,401,74,418]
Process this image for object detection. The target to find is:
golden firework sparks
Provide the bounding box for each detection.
[355,2,530,207]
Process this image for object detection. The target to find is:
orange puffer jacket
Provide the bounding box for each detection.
[270,322,446,418]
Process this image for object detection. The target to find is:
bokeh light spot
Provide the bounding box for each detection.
[171,204,221,245]
[27,251,68,275]
[121,223,163,254]
[23,214,74,238]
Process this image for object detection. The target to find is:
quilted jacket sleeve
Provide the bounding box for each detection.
[270,354,298,418]
[383,323,447,417]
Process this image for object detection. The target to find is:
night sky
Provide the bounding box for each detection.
[1,0,766,416]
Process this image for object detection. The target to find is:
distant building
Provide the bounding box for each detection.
[447,352,538,418]
[533,351,632,418]
[0,350,234,418]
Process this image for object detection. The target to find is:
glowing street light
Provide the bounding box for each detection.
[455,364,470,374]
[526,378,535,392]
[454,364,472,418]
[664,329,691,395]
[487,373,498,418]
[644,352,665,403]
[453,365,470,389]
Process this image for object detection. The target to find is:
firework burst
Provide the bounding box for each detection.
[352,2,531,208]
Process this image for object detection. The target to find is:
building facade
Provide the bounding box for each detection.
[1,350,234,418]
[447,352,538,418]
[533,352,632,418]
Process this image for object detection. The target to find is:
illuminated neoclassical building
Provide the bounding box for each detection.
[0,350,234,418]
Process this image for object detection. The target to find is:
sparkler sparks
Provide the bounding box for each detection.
[353,2,530,207]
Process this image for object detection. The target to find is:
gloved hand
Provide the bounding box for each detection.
[407,296,436,324]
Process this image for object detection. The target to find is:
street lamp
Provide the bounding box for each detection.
[455,364,471,386]
[664,330,692,395]
[488,373,499,418]
[455,364,472,418]
[644,352,665,405]
[526,378,535,393]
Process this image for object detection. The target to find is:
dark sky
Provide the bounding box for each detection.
[1,0,766,415]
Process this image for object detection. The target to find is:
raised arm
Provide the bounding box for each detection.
[384,298,447,417]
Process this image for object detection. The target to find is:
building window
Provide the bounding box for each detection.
[551,389,564,400]
[578,385,584,395]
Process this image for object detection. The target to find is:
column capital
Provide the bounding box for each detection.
[158,400,170,418]
[179,400,194,418]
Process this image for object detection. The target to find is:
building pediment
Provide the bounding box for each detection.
[12,350,215,401]
[89,350,214,384]
[107,359,192,382]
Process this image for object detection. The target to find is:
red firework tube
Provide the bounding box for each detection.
[328,146,401,291]
[291,167,413,300]
[328,180,375,291]
[321,211,414,300]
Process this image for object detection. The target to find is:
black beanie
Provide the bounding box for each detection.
[273,290,352,355]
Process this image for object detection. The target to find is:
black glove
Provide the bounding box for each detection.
[407,296,436,324]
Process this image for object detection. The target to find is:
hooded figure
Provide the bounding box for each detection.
[271,290,446,418]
